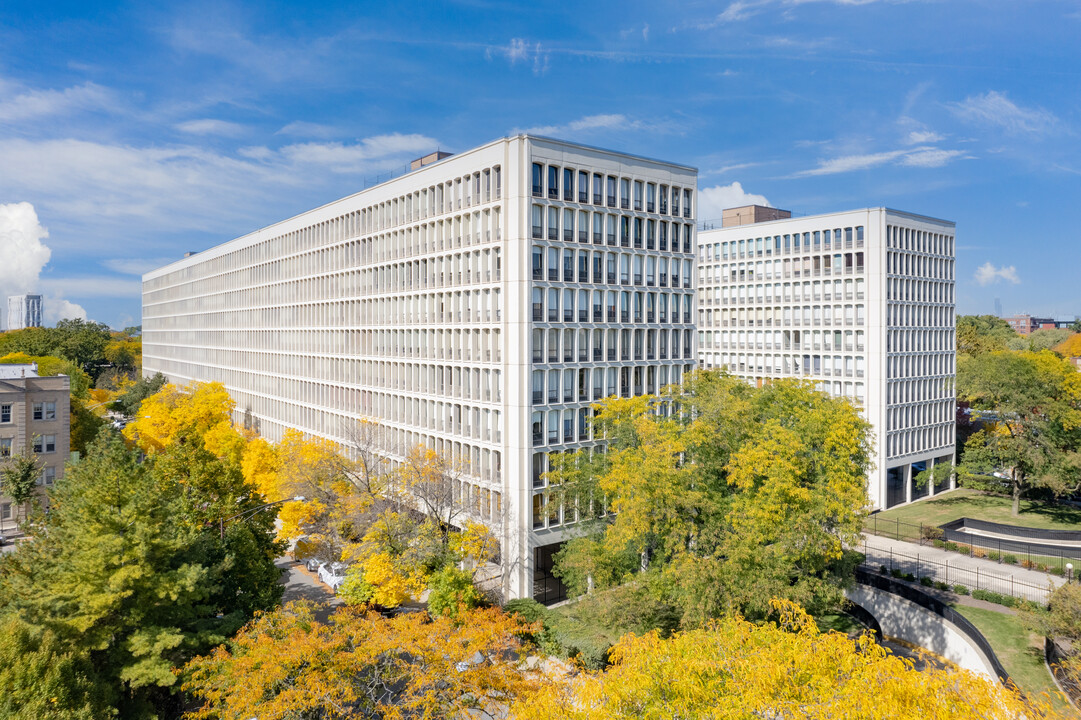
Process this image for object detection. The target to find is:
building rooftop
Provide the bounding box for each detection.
[0,363,39,379]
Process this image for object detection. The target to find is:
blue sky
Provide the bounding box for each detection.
[0,0,1079,328]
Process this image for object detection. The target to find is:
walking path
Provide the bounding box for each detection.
[860,534,1067,603]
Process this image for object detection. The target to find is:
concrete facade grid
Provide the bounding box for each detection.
[142,135,698,600]
[696,208,956,509]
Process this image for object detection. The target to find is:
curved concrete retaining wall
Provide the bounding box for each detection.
[945,517,1081,543]
[845,584,1000,680]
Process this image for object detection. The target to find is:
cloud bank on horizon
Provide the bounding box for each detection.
[0,202,87,329]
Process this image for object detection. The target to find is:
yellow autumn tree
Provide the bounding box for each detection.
[183,603,541,720]
[512,599,1068,720]
[123,381,238,455]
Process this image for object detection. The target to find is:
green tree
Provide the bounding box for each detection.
[0,432,283,717]
[956,314,1019,357]
[0,448,40,524]
[0,615,114,719]
[550,372,872,625]
[1026,328,1073,353]
[111,372,167,417]
[958,350,1081,515]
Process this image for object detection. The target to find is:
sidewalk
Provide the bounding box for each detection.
[860,534,1067,603]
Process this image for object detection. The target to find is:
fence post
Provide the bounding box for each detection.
[945,559,948,585]
[1011,574,1014,599]
[896,517,900,541]
[976,566,980,591]
[890,548,893,572]
[917,554,920,579]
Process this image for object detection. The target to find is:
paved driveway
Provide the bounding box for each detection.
[276,557,342,622]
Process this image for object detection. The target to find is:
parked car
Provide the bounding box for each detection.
[305,557,322,572]
[318,562,349,592]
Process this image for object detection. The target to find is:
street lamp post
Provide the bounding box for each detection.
[219,496,304,539]
[1067,563,1074,584]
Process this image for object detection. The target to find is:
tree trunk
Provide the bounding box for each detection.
[1012,469,1022,517]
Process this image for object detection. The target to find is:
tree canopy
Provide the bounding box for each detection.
[547,371,872,624]
[512,599,1067,720]
[183,603,539,720]
[958,350,1081,514]
[0,383,285,717]
[957,314,1019,357]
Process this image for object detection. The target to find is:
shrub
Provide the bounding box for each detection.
[921,526,944,541]
[903,572,916,582]
[1049,566,1065,577]
[890,568,904,579]
[1036,563,1047,573]
[427,566,485,619]
[920,576,934,587]
[932,540,945,549]
[1021,559,1034,570]
[972,589,1017,608]
[934,581,950,591]
[879,565,889,575]
[972,547,987,559]
[504,598,549,623]
[945,542,959,552]
[953,584,970,595]
[958,545,972,556]
[986,551,1001,562]
[1003,554,1018,565]
[541,613,614,670]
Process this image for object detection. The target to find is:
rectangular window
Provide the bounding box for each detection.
[548,166,559,199]
[33,402,43,420]
[578,171,589,202]
[0,438,11,457]
[593,174,603,205]
[0,404,9,423]
[606,176,616,207]
[531,163,543,197]
[563,167,574,201]
[44,402,56,420]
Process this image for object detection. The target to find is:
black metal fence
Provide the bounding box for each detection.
[860,540,1051,602]
[864,515,1080,576]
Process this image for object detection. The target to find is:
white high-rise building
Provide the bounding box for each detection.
[696,207,956,509]
[7,294,43,330]
[142,135,697,601]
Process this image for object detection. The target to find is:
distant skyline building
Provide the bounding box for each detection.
[696,207,957,509]
[142,135,698,603]
[6,294,43,331]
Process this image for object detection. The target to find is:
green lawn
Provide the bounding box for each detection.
[873,488,1081,531]
[953,605,1072,715]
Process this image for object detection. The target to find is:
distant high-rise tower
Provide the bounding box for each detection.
[994,298,1002,318]
[7,294,44,330]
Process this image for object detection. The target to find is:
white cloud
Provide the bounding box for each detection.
[695,0,917,27]
[176,118,247,136]
[43,298,87,324]
[906,130,943,144]
[0,202,52,298]
[950,91,1058,135]
[0,132,440,239]
[796,149,909,176]
[0,202,89,328]
[274,133,437,173]
[899,148,966,167]
[974,262,1021,286]
[0,81,116,123]
[104,258,178,276]
[698,182,771,221]
[276,121,338,138]
[37,276,142,298]
[487,38,549,74]
[796,145,967,175]
[522,114,634,136]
